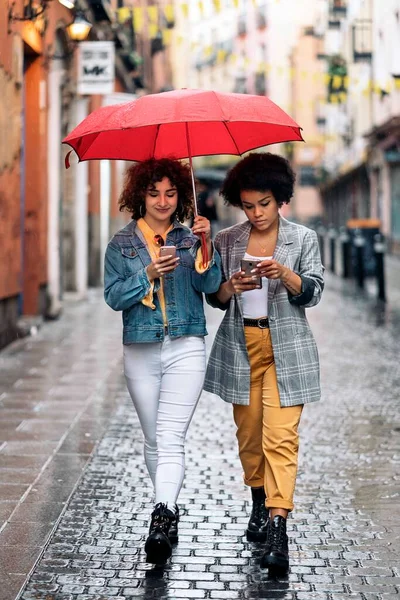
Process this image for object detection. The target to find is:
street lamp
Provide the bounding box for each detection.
[44,10,92,63]
[66,11,92,42]
[59,0,76,8]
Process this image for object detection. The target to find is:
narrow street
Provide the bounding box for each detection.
[1,267,400,600]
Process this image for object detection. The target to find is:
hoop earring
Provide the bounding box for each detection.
[139,204,145,217]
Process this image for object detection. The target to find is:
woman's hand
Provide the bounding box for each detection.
[191,215,211,240]
[192,215,212,258]
[228,271,260,295]
[146,255,180,282]
[255,259,288,280]
[255,259,302,295]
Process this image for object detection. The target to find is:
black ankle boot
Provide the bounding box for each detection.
[145,503,175,564]
[260,515,289,575]
[168,504,179,544]
[246,487,269,542]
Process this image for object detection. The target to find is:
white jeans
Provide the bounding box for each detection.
[123,335,206,505]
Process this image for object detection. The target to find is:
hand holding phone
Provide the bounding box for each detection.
[147,246,179,282]
[240,259,262,289]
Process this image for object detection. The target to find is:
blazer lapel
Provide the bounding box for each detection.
[230,221,252,315]
[231,221,251,276]
[268,217,293,303]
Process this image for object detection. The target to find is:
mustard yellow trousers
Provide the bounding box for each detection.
[233,326,303,511]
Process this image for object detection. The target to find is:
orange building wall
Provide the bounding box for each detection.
[0,0,24,300]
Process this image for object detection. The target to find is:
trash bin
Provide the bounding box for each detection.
[346,218,381,277]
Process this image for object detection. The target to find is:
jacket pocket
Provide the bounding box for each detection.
[120,247,140,276]
[176,238,196,268]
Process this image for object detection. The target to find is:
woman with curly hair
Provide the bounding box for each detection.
[104,158,221,564]
[205,152,324,576]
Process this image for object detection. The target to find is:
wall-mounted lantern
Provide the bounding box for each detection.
[8,0,51,32]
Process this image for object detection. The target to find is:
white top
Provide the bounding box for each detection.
[242,253,272,319]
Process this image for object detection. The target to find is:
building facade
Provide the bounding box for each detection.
[0,0,175,349]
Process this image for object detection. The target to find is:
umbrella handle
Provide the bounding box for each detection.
[200,232,209,268]
[186,122,209,267]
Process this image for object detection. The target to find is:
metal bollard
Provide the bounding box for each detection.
[339,226,351,278]
[328,225,336,274]
[316,225,326,266]
[373,233,386,302]
[353,228,365,289]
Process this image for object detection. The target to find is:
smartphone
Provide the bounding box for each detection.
[159,245,177,258]
[241,259,262,288]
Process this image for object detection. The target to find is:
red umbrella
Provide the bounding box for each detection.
[63,88,303,261]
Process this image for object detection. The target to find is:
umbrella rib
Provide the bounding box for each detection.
[152,124,160,157]
[222,121,242,155]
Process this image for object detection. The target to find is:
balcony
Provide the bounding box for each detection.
[328,0,347,28]
[255,72,266,96]
[330,0,347,16]
[352,19,372,62]
[256,11,267,30]
[326,54,348,102]
[238,17,247,37]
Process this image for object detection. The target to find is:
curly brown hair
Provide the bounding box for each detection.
[221,152,295,208]
[119,158,194,221]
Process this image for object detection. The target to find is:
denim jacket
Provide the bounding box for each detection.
[104,219,222,344]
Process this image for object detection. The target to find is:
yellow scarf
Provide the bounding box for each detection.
[137,218,173,324]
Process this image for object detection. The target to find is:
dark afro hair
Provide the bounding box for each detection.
[119,158,194,222]
[220,152,295,208]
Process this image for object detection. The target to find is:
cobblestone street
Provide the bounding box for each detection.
[1,267,400,600]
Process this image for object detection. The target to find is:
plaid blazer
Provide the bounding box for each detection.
[204,216,324,407]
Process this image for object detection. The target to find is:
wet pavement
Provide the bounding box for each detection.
[1,259,400,600]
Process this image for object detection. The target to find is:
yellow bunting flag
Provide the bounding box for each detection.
[164,4,174,24]
[232,0,239,8]
[162,29,172,45]
[149,22,158,38]
[147,6,158,23]
[198,1,204,16]
[213,0,222,12]
[181,3,189,18]
[217,49,227,63]
[118,7,131,24]
[133,7,144,33]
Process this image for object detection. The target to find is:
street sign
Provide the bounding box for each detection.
[77,41,115,96]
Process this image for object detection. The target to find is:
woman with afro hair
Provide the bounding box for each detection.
[205,152,324,576]
[104,158,221,564]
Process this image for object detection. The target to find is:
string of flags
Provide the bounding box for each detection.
[115,2,400,96]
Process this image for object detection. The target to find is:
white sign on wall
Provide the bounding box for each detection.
[77,41,115,95]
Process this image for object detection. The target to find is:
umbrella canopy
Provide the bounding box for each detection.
[62,88,303,163]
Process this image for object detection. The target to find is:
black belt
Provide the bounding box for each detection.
[243,317,269,329]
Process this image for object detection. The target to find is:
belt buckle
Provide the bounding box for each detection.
[257,318,268,329]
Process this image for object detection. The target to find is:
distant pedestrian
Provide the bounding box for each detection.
[196,181,220,237]
[205,152,324,576]
[104,158,221,564]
